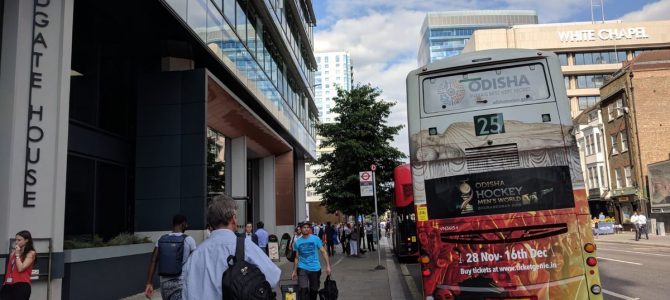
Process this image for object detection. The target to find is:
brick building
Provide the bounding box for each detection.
[598,50,670,226]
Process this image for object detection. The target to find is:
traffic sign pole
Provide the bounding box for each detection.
[372,168,384,270]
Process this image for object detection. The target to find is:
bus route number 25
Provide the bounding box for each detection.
[474,113,505,136]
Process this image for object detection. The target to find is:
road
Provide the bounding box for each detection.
[402,241,670,300]
[597,240,670,300]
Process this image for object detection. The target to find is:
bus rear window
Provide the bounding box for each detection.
[424,166,575,219]
[422,63,551,114]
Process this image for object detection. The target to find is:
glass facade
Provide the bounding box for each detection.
[578,96,601,110]
[574,51,627,65]
[164,0,318,154]
[576,74,611,89]
[418,11,538,66]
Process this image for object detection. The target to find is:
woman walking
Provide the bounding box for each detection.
[1,230,36,300]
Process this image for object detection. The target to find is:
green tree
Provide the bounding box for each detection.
[309,84,405,216]
[207,136,225,194]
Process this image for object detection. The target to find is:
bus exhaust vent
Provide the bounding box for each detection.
[465,143,519,172]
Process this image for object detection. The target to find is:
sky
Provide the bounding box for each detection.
[311,0,670,158]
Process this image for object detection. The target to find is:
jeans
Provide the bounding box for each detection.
[634,224,641,240]
[298,268,321,300]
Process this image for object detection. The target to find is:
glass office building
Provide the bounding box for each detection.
[417,10,538,66]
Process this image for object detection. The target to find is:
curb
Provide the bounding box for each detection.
[596,239,669,248]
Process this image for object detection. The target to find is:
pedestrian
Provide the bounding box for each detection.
[635,211,649,240]
[242,222,259,246]
[1,230,36,300]
[144,214,196,300]
[312,222,320,238]
[256,221,269,255]
[630,210,640,241]
[349,225,360,257]
[591,217,599,238]
[325,222,336,256]
[365,222,376,251]
[181,194,280,299]
[291,222,332,300]
[341,223,350,255]
[599,212,605,221]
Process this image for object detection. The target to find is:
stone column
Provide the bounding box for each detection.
[0,0,74,298]
[259,155,276,235]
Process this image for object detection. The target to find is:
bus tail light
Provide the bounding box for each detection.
[420,256,430,264]
[584,243,596,253]
[422,269,431,277]
[591,284,602,294]
[586,257,597,267]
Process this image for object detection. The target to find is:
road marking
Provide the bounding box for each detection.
[598,247,670,257]
[400,264,422,300]
[602,289,640,300]
[596,256,642,265]
[332,256,345,268]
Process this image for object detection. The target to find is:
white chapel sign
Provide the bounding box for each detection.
[558,27,649,43]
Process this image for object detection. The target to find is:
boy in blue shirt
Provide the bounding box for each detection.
[291,222,332,300]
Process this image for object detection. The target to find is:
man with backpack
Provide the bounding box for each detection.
[292,222,332,300]
[144,214,196,300]
[182,194,280,299]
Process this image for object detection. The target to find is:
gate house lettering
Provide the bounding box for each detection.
[24,0,51,207]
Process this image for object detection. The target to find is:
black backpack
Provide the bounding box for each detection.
[157,234,187,276]
[222,236,274,300]
[318,276,338,300]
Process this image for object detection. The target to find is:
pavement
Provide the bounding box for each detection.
[594,229,670,247]
[123,236,416,300]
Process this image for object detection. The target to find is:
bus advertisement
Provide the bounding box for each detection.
[406,49,602,299]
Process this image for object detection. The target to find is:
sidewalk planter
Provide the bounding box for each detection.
[62,243,157,300]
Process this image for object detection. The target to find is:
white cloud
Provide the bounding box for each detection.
[621,0,670,21]
[312,0,599,157]
[315,10,423,156]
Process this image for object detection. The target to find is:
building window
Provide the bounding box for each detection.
[558,53,569,66]
[564,76,570,90]
[608,103,616,121]
[620,131,628,152]
[615,168,623,189]
[610,134,618,155]
[593,166,600,188]
[588,111,598,123]
[576,75,610,89]
[574,51,627,65]
[578,96,600,110]
[595,132,601,153]
[615,99,624,117]
[585,134,595,156]
[624,166,633,187]
[600,166,607,187]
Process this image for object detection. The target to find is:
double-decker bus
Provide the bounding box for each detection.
[392,164,419,260]
[406,49,602,299]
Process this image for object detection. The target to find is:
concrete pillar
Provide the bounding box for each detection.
[259,155,276,235]
[0,0,74,298]
[230,136,247,198]
[295,157,307,223]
